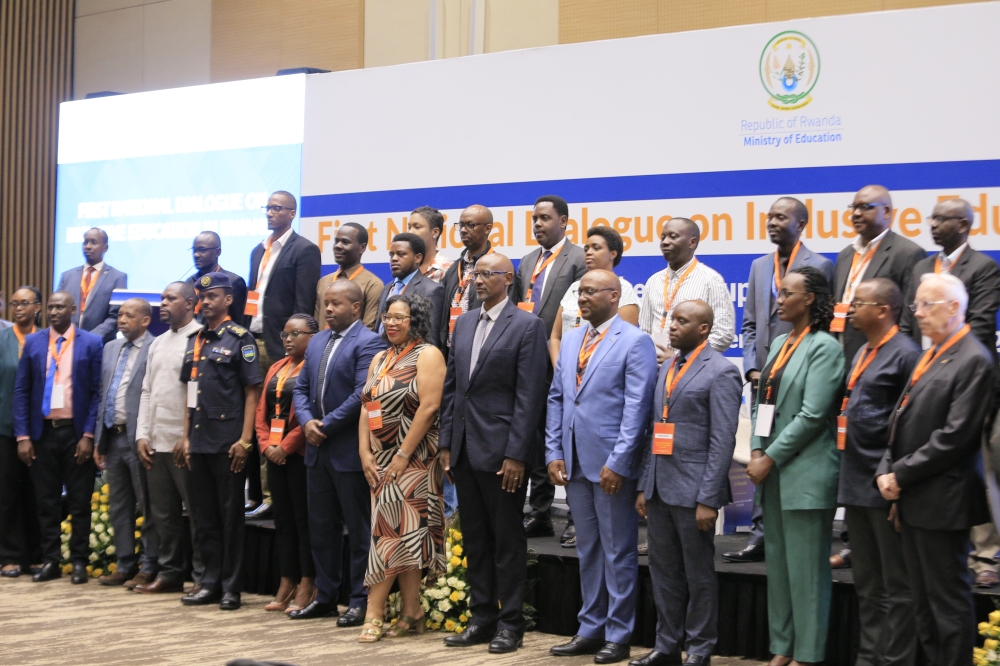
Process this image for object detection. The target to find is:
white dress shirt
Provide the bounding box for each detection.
[250,227,294,334]
[112,334,145,425]
[939,242,968,273]
[82,261,104,308]
[136,319,202,452]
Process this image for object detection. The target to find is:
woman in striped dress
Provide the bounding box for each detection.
[357,293,447,642]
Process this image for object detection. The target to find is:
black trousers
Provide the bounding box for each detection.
[186,452,245,595]
[901,523,975,666]
[453,447,528,633]
[30,422,95,564]
[267,455,314,581]
[0,435,41,566]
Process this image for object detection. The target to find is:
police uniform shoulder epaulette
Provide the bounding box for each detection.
[226,322,248,337]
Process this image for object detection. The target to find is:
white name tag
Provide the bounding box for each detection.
[754,404,775,438]
[187,381,199,409]
[50,383,65,410]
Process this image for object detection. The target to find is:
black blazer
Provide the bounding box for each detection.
[248,231,322,359]
[877,332,993,530]
[375,271,446,349]
[834,229,926,363]
[439,299,548,472]
[906,246,1000,360]
[515,241,588,338]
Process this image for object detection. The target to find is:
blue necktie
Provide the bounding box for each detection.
[531,250,552,306]
[42,336,65,416]
[104,341,133,429]
[392,279,404,296]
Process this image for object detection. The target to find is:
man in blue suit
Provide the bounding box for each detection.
[634,300,742,666]
[727,197,834,564]
[56,227,128,345]
[546,270,658,665]
[13,291,103,584]
[291,280,386,624]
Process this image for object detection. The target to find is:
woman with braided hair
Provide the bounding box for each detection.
[745,265,845,666]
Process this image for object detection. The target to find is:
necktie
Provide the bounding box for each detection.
[317,332,341,414]
[80,266,96,314]
[530,250,552,307]
[104,341,133,429]
[42,336,65,416]
[392,279,404,296]
[576,328,599,387]
[469,312,490,379]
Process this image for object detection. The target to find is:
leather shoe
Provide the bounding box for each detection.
[560,522,576,543]
[71,563,88,584]
[488,629,523,654]
[245,503,272,519]
[186,583,203,595]
[288,599,338,619]
[595,642,630,664]
[551,635,605,656]
[220,592,241,610]
[336,606,365,627]
[181,588,222,605]
[682,656,710,666]
[32,562,61,582]
[524,516,555,538]
[1,566,21,578]
[125,572,155,590]
[99,570,135,586]
[629,651,683,666]
[135,577,185,594]
[562,536,577,549]
[722,543,764,563]
[976,570,999,588]
[444,623,496,647]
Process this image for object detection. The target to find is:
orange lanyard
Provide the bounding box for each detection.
[335,264,364,281]
[901,324,970,407]
[453,248,493,305]
[274,360,304,417]
[773,242,800,293]
[661,341,706,419]
[840,325,898,413]
[80,268,97,312]
[190,317,231,380]
[371,341,418,398]
[765,326,810,402]
[47,326,75,382]
[14,326,36,358]
[843,240,881,302]
[934,247,965,274]
[660,259,699,329]
[258,238,274,279]
[525,244,564,301]
[577,327,609,385]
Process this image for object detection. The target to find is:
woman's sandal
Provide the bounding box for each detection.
[386,614,426,637]
[358,618,384,643]
[264,585,297,611]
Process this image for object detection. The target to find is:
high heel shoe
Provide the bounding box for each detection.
[386,614,426,637]
[285,587,317,614]
[358,618,384,643]
[264,585,297,611]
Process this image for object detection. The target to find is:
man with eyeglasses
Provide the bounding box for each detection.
[56,227,128,344]
[185,231,248,325]
[314,222,384,332]
[374,232,444,348]
[877,273,993,666]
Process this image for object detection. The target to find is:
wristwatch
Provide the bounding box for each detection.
[395,449,410,459]
[238,440,252,451]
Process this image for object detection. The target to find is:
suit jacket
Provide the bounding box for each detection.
[546,316,657,482]
[187,267,248,326]
[751,331,845,510]
[249,231,322,360]
[639,346,742,509]
[292,321,386,471]
[375,271,446,349]
[57,264,128,344]
[834,230,926,363]
[906,246,1000,360]
[877,331,993,530]
[439,300,548,472]
[255,356,306,456]
[13,326,103,441]
[742,244,835,376]
[95,330,152,454]
[516,242,588,338]
[0,327,21,437]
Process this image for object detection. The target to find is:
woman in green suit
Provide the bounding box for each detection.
[746,266,845,666]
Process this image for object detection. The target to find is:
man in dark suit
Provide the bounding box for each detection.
[13,291,103,584]
[57,227,127,344]
[517,195,588,541]
[375,232,445,348]
[439,252,548,654]
[633,300,742,666]
[187,231,248,324]
[93,298,159,589]
[877,273,994,666]
[291,280,386,624]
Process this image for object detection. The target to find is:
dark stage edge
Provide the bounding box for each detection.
[242,518,1000,665]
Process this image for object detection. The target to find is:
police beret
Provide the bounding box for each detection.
[195,271,232,291]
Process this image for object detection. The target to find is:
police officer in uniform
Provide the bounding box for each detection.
[178,273,262,611]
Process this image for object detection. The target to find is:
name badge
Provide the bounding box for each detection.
[187,381,199,409]
[269,419,286,445]
[836,415,847,451]
[449,307,462,334]
[652,422,675,455]
[829,302,850,333]
[517,302,536,314]
[50,383,65,410]
[365,400,383,430]
[754,404,775,438]
[245,290,260,317]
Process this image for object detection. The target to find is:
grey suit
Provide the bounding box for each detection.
[374,270,446,349]
[57,264,128,344]
[95,331,157,576]
[639,346,742,657]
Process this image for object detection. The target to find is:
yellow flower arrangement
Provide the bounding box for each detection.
[976,609,1000,665]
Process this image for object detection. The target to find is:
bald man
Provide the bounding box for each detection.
[186,231,248,325]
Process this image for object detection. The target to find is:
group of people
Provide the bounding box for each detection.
[0,185,996,666]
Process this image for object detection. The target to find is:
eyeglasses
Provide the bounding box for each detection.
[777,289,807,299]
[453,222,488,230]
[851,300,884,308]
[847,202,888,212]
[471,270,511,280]
[926,215,966,224]
[261,205,294,214]
[9,300,39,309]
[909,300,952,313]
[279,330,312,340]
[380,313,412,324]
[191,246,220,254]
[579,287,615,297]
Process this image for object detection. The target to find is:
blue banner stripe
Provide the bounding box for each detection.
[301,158,1000,217]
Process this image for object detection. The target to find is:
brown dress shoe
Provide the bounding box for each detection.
[99,571,135,587]
[125,572,155,590]
[135,577,185,594]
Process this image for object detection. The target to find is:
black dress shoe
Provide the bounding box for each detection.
[32,562,61,582]
[71,563,88,584]
[629,651,683,666]
[288,599,338,619]
[721,543,764,563]
[444,623,496,647]
[336,606,365,626]
[181,588,222,605]
[220,592,241,610]
[524,516,555,538]
[595,642,630,664]
[245,503,272,519]
[1,567,21,578]
[551,635,605,656]
[560,522,576,543]
[488,629,523,654]
[682,656,710,665]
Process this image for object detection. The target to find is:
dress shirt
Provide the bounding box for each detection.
[939,243,968,273]
[391,269,418,295]
[468,298,508,377]
[318,319,359,411]
[112,337,143,425]
[47,325,75,421]
[250,227,294,334]
[638,258,735,353]
[81,261,104,309]
[560,276,638,333]
[841,228,890,302]
[476,297,508,343]
[315,267,384,330]
[135,319,202,452]
[533,237,567,291]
